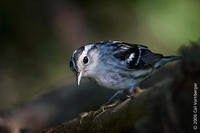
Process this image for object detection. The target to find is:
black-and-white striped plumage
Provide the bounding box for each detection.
[70,41,180,98]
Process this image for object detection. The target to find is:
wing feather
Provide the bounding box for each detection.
[113,42,163,69]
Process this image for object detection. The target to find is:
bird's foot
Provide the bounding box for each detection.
[79,112,89,124]
[127,87,144,99]
[134,87,144,94]
[94,100,120,119]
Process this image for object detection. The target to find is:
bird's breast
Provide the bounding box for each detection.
[92,68,137,90]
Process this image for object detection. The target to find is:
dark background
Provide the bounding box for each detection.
[0,0,199,131]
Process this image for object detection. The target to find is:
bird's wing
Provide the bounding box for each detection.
[113,42,163,69]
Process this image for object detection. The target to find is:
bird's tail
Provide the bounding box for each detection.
[154,56,181,68]
[162,56,182,62]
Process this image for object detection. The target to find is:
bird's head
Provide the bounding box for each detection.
[70,44,98,85]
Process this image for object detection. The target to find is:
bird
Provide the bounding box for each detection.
[69,41,181,103]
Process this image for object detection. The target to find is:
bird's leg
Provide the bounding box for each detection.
[94,87,144,119]
[129,85,136,94]
[106,90,123,105]
[128,85,136,98]
[94,90,123,118]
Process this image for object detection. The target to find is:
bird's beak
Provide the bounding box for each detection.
[76,71,83,86]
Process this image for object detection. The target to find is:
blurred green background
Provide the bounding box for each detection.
[0,0,200,110]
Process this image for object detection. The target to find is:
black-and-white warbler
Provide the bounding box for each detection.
[70,41,181,102]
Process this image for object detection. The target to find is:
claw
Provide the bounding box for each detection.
[133,87,144,96]
[94,100,120,119]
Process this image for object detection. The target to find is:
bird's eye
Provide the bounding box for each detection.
[83,56,89,64]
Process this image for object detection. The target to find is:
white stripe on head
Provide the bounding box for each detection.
[77,44,94,68]
[112,41,122,44]
[81,44,94,58]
